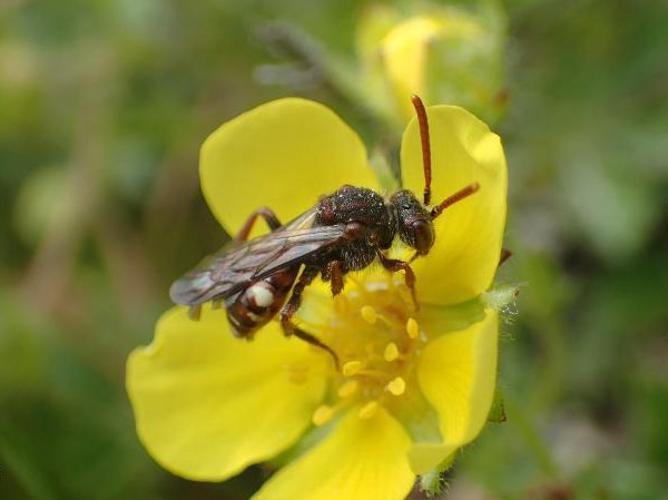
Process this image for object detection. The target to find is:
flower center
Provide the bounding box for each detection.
[292,272,426,426]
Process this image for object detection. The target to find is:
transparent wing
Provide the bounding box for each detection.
[169,208,346,306]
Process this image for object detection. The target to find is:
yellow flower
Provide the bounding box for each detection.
[126,98,507,499]
[357,4,506,124]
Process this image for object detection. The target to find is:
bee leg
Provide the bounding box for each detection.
[324,260,345,296]
[188,304,202,320]
[234,207,282,242]
[280,266,340,370]
[499,248,513,267]
[376,250,418,309]
[286,325,340,371]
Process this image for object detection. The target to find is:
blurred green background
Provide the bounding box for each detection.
[1,0,667,498]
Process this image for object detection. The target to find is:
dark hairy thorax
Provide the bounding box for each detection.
[315,185,396,271]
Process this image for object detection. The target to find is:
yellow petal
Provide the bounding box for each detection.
[401,105,507,305]
[200,98,378,237]
[126,305,326,481]
[410,311,498,473]
[381,16,443,119]
[380,9,505,123]
[253,408,414,500]
[408,443,457,476]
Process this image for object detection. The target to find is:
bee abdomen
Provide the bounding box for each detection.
[226,267,297,338]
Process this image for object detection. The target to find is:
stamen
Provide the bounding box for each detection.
[312,405,335,426]
[361,305,401,329]
[358,400,379,420]
[295,271,423,413]
[387,377,406,396]
[360,305,377,324]
[343,360,363,377]
[384,342,400,362]
[337,379,359,398]
[406,318,419,339]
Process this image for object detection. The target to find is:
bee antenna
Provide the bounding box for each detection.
[411,95,432,206]
[430,183,480,220]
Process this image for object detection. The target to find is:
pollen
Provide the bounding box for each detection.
[406,317,419,339]
[337,379,359,398]
[297,270,427,424]
[384,342,400,362]
[358,400,379,420]
[360,305,377,324]
[387,376,406,396]
[342,360,363,377]
[312,405,335,426]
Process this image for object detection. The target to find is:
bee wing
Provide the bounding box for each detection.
[169,210,347,306]
[250,224,348,278]
[168,240,246,306]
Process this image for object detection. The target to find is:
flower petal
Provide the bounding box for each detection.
[200,98,378,237]
[253,408,415,500]
[126,305,326,481]
[381,16,444,119]
[401,105,507,305]
[410,311,498,474]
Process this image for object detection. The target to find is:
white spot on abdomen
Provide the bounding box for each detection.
[249,284,274,307]
[247,311,261,321]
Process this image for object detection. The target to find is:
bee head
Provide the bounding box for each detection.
[390,190,434,256]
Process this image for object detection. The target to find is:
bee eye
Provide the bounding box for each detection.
[411,219,435,255]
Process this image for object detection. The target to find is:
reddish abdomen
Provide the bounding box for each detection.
[226,267,298,338]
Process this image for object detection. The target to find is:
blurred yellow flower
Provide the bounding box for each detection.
[126,98,507,499]
[357,3,506,125]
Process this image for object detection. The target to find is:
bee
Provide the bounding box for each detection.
[170,96,480,367]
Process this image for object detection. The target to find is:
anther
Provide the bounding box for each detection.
[358,401,379,420]
[360,305,377,324]
[337,380,359,398]
[342,360,363,377]
[361,305,397,329]
[406,318,419,339]
[384,342,400,362]
[387,377,406,396]
[312,405,335,426]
